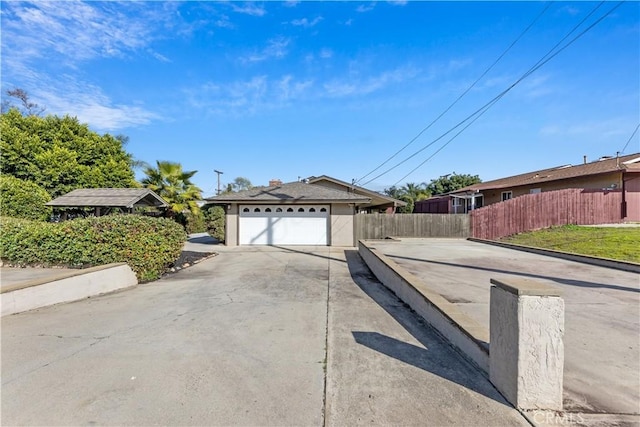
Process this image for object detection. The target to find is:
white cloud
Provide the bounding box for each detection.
[323,65,420,98]
[387,0,408,5]
[230,3,267,17]
[242,37,291,63]
[283,1,300,7]
[356,3,376,13]
[148,50,171,63]
[319,48,333,59]
[34,74,159,130]
[0,1,171,130]
[290,16,323,28]
[1,1,179,63]
[185,74,314,116]
[215,16,235,29]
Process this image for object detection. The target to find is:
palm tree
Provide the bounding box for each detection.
[141,161,202,217]
[399,182,430,213]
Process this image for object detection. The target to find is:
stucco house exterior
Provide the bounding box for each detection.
[415,153,640,221]
[205,176,405,246]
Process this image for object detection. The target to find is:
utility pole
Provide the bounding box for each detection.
[214,169,224,195]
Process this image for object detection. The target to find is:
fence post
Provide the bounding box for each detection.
[489,278,564,410]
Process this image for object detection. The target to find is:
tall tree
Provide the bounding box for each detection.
[141,161,203,216]
[223,177,253,194]
[0,109,136,197]
[424,173,482,195]
[1,88,45,116]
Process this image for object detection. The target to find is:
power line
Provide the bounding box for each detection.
[390,1,622,186]
[355,2,553,185]
[620,123,640,154]
[362,1,623,187]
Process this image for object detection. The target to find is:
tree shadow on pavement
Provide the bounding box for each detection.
[343,250,512,408]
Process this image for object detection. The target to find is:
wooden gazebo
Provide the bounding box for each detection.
[46,188,168,220]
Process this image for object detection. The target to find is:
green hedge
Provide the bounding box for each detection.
[0,175,52,221]
[203,205,225,242]
[0,215,186,282]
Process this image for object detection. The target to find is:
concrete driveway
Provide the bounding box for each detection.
[1,245,527,426]
[370,238,640,421]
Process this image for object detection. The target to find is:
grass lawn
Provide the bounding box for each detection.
[499,225,640,263]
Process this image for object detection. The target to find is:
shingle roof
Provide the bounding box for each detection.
[306,175,407,206]
[46,188,168,208]
[205,181,371,203]
[452,153,640,193]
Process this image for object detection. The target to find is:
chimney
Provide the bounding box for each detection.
[269,179,283,187]
[583,155,587,164]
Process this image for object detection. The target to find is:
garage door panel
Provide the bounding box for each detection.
[239,205,329,245]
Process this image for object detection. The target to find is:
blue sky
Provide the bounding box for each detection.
[2,1,639,197]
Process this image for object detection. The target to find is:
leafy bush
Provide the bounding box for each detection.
[203,204,225,242]
[176,211,207,234]
[0,175,52,221]
[0,215,186,282]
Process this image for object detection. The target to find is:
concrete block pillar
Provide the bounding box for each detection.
[489,278,564,410]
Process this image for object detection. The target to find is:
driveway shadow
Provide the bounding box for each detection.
[386,254,640,294]
[187,234,220,245]
[343,250,511,408]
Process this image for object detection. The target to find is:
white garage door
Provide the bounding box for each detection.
[239,205,329,245]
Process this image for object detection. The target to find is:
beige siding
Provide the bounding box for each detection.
[330,204,355,246]
[226,204,239,246]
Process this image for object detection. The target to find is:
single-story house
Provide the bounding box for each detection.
[46,188,168,219]
[415,153,640,221]
[306,175,407,213]
[204,176,405,246]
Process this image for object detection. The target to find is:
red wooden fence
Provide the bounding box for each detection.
[470,188,623,240]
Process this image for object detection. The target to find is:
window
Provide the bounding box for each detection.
[501,191,513,202]
[530,188,541,194]
[276,207,283,212]
[243,208,250,212]
[265,208,272,212]
[309,208,316,212]
[287,207,294,212]
[298,207,305,212]
[320,207,327,212]
[254,207,261,212]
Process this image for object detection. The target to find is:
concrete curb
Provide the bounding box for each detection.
[1,263,138,316]
[358,240,490,374]
[467,238,640,274]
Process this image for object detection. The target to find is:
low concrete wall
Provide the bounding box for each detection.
[358,240,489,373]
[469,238,640,274]
[1,263,138,316]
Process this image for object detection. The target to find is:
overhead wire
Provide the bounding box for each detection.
[361,1,623,187]
[620,123,640,154]
[355,1,553,185]
[389,1,617,186]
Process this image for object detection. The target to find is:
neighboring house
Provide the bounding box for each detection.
[204,176,405,246]
[46,188,168,220]
[415,153,640,221]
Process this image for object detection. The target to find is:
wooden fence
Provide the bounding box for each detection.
[354,213,470,240]
[470,188,624,240]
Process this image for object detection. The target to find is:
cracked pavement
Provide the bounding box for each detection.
[1,246,528,426]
